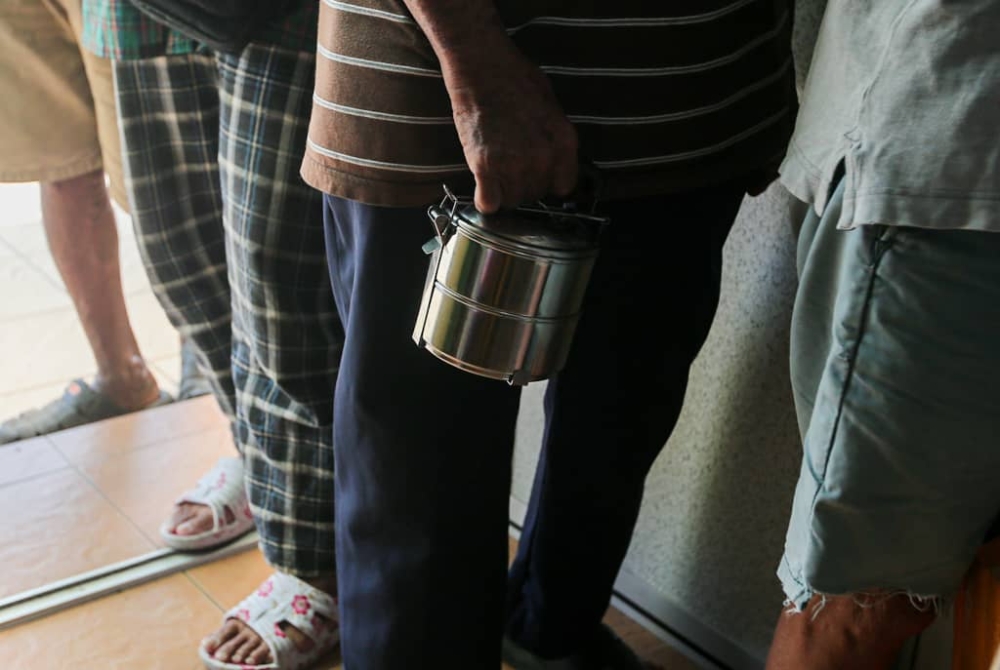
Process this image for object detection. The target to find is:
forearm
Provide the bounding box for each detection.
[400,0,510,81]
[401,0,578,211]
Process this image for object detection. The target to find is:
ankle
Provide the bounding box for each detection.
[92,356,160,409]
[766,593,937,670]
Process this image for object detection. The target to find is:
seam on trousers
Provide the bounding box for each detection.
[806,224,895,515]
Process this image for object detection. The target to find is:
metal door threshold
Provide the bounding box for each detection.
[0,533,258,631]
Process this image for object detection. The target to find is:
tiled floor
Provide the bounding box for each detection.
[0,397,231,599]
[0,400,700,670]
[0,182,183,422]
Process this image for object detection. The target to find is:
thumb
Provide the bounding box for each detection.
[474,174,503,214]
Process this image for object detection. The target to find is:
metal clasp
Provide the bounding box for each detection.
[423,185,469,255]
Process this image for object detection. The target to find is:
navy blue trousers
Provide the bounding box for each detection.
[323,184,744,669]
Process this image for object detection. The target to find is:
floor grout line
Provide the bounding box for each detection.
[0,377,84,401]
[48,421,229,547]
[48,420,229,469]
[0,303,79,327]
[0,352,183,406]
[0,283,168,326]
[0,231,70,295]
[0,464,72,491]
[0,434,71,491]
[51,424,233,558]
[58,455,162,552]
[0,236,21,258]
[182,570,227,614]
[149,359,181,386]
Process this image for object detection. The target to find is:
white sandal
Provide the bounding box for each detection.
[199,573,341,669]
[159,456,255,550]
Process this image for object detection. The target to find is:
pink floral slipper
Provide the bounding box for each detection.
[159,456,255,550]
[199,573,341,669]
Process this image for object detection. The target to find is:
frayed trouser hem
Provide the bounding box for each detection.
[778,560,943,620]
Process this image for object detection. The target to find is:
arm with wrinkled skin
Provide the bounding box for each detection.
[401,0,579,213]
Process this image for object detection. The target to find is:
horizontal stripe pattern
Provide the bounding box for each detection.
[303,0,797,206]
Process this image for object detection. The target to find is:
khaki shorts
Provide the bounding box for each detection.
[0,0,126,209]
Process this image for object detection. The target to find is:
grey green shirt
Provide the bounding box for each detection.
[780,0,1000,232]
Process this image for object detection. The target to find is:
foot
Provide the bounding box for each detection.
[203,577,338,667]
[91,354,162,411]
[163,501,236,538]
[0,377,171,445]
[160,456,255,551]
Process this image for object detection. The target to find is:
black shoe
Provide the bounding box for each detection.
[502,624,646,670]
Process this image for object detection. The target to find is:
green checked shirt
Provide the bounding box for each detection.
[82,0,196,59]
[82,0,319,60]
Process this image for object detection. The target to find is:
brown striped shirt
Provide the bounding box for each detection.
[302,0,797,207]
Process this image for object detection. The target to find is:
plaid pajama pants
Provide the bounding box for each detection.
[114,46,340,578]
[114,54,235,420]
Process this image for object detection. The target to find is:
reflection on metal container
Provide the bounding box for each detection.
[413,188,607,385]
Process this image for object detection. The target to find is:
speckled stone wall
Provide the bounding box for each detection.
[615,185,806,662]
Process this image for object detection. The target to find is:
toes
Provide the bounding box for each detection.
[164,503,197,532]
[244,642,274,666]
[174,519,199,536]
[213,630,253,663]
[205,619,274,666]
[174,505,214,536]
[167,503,208,535]
[229,636,260,664]
[203,620,242,655]
[202,632,222,654]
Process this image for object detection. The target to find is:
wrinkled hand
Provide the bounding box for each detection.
[444,38,579,213]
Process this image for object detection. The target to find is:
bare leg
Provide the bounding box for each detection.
[765,593,937,670]
[40,169,159,410]
[204,576,338,666]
